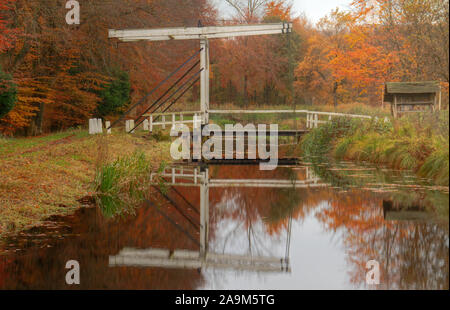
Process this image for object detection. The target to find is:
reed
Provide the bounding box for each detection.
[301,111,449,186]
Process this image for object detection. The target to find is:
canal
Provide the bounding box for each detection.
[0,161,448,289]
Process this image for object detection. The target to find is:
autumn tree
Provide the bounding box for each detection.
[0,64,16,118]
[213,0,304,106]
[296,0,449,107]
[0,0,214,135]
[0,0,15,52]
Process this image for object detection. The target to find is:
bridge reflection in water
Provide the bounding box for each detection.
[109,165,325,273]
[1,162,447,289]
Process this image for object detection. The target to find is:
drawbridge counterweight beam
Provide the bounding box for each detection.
[109,23,292,42]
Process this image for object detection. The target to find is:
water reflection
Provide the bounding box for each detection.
[0,163,448,289]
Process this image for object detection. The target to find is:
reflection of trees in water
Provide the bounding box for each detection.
[0,205,204,289]
[207,165,325,240]
[317,190,449,290]
[2,164,447,289]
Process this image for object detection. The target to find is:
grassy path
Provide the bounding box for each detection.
[0,129,171,238]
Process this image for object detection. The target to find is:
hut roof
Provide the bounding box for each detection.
[385,81,440,94]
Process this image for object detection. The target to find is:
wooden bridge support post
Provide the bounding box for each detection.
[200,39,210,125]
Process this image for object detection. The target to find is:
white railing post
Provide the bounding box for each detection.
[89,119,94,135]
[130,120,135,133]
[143,119,149,131]
[180,114,184,122]
[162,115,166,129]
[193,114,198,129]
[172,113,176,130]
[97,119,103,134]
[150,116,153,132]
[314,114,318,128]
[105,121,111,134]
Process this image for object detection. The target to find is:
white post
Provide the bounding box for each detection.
[97,119,103,134]
[180,114,184,122]
[200,39,210,125]
[105,121,111,134]
[172,113,176,129]
[314,114,318,128]
[193,114,198,129]
[162,115,166,129]
[89,119,94,135]
[150,116,153,132]
[130,120,135,133]
[125,120,130,133]
[143,119,149,131]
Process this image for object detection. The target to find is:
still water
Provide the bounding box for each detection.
[0,162,448,290]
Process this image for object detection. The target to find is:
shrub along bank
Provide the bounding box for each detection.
[301,111,449,186]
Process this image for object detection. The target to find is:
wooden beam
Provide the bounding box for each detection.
[109,23,292,42]
[109,248,290,272]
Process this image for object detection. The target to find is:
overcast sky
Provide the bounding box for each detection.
[215,0,353,24]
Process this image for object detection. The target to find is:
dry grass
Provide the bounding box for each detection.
[0,129,171,238]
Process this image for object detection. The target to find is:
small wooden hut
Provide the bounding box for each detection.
[383,81,442,118]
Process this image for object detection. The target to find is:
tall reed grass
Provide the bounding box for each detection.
[301,111,449,186]
[94,151,165,217]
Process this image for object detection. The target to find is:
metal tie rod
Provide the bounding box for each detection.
[153,76,201,123]
[128,60,200,131]
[129,68,203,133]
[106,48,202,130]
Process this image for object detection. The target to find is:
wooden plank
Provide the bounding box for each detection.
[143,111,201,117]
[109,23,292,41]
[396,101,434,105]
[209,109,372,119]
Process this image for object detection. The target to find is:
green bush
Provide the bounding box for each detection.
[97,69,130,117]
[0,66,17,119]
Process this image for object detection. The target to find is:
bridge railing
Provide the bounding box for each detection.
[143,111,202,131]
[90,110,379,135]
[209,109,373,129]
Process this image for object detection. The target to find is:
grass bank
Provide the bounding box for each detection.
[0,129,171,238]
[301,111,449,186]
